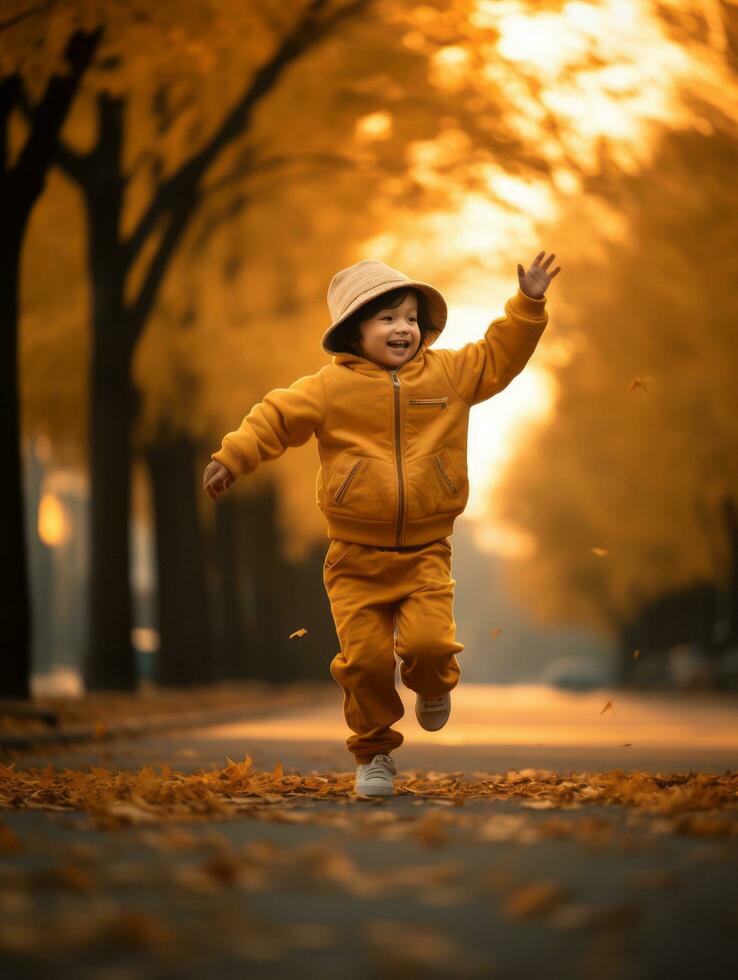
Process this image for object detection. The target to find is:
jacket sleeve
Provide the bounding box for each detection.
[210,371,326,479]
[435,287,548,406]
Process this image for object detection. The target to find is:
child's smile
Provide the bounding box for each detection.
[355,293,422,368]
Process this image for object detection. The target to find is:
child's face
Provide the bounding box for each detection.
[354,292,422,368]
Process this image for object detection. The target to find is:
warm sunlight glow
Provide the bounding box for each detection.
[199,683,738,751]
[131,627,160,653]
[473,0,738,175]
[37,492,71,547]
[363,0,738,558]
[485,170,558,216]
[440,304,556,559]
[354,111,393,141]
[429,45,471,90]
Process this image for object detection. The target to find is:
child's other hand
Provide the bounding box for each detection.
[517,251,561,299]
[203,459,235,500]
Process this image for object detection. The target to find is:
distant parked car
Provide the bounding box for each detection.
[539,655,607,691]
[667,643,712,691]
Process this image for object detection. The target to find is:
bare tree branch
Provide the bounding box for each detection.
[0,0,61,35]
[6,27,102,195]
[124,0,373,262]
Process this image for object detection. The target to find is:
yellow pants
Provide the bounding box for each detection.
[323,536,463,764]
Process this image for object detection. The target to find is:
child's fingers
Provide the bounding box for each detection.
[205,479,221,499]
[204,464,234,499]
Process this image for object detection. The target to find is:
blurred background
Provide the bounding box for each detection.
[5,0,738,701]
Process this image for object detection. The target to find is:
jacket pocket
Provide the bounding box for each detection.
[405,449,466,521]
[435,454,459,496]
[333,458,364,504]
[408,396,448,409]
[324,455,396,521]
[315,465,325,511]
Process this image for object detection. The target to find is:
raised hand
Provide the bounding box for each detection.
[517,251,561,299]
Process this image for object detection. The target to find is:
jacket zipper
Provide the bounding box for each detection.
[436,455,458,495]
[408,396,448,408]
[390,369,404,544]
[334,459,363,503]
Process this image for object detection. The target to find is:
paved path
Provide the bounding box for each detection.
[2,684,736,978]
[17,681,734,775]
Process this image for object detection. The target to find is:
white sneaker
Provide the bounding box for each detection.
[354,753,398,797]
[415,691,451,731]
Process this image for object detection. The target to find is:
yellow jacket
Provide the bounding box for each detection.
[211,286,548,547]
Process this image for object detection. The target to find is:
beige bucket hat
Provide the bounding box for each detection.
[322,258,448,354]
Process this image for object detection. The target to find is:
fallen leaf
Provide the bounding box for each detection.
[629,868,677,890]
[0,822,23,854]
[503,881,570,919]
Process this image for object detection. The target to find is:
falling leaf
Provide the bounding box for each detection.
[632,649,641,659]
[489,628,503,638]
[600,700,613,715]
[628,375,652,392]
[590,547,608,557]
[94,721,107,738]
[289,628,308,639]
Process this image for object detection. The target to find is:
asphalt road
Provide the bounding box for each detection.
[1,683,737,979]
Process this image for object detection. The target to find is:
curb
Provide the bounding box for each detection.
[0,688,323,753]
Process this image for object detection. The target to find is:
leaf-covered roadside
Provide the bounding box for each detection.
[0,758,735,835]
[0,681,311,737]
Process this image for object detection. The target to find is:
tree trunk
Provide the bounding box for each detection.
[721,494,738,645]
[79,96,138,691]
[210,485,339,685]
[210,493,255,679]
[0,29,101,698]
[84,337,137,690]
[235,480,301,684]
[0,222,32,698]
[145,435,213,686]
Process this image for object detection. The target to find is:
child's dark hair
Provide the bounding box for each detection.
[330,287,433,355]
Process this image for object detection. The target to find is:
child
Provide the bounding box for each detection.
[203,253,560,797]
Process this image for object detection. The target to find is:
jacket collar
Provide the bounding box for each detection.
[331,343,428,379]
[331,334,428,378]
